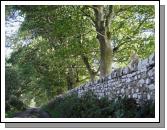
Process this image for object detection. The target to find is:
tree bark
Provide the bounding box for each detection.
[99,40,112,78]
[79,34,98,82]
[66,65,76,90]
[81,54,96,82]
[93,5,113,78]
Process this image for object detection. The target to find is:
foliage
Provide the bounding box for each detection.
[5,66,27,117]
[5,5,155,108]
[42,91,155,118]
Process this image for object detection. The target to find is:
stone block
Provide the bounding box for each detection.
[134,76,138,80]
[133,93,138,98]
[121,88,125,94]
[149,53,155,65]
[126,78,131,83]
[108,74,112,80]
[122,75,127,78]
[148,84,155,90]
[127,73,131,78]
[117,90,120,94]
[142,58,149,67]
[53,53,155,105]
[148,69,154,77]
[147,94,151,100]
[146,78,151,85]
[137,94,142,99]
[136,88,139,93]
[138,79,145,85]
[138,61,143,70]
[131,72,136,77]
[143,94,147,99]
[122,67,129,74]
[140,67,147,72]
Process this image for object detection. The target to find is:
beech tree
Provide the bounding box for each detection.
[9,5,154,78]
[5,5,155,107]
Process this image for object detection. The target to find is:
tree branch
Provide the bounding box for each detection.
[81,54,94,74]
[85,5,98,11]
[113,16,149,53]
[80,8,95,24]
[115,6,133,15]
[105,5,113,29]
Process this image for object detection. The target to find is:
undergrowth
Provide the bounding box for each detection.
[42,91,155,118]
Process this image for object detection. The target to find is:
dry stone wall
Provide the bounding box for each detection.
[56,53,155,103]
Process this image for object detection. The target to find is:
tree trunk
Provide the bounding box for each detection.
[79,34,98,82]
[81,54,96,82]
[66,65,76,90]
[99,40,112,78]
[93,5,113,78]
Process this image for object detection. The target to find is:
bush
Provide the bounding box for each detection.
[42,91,155,118]
[5,96,27,118]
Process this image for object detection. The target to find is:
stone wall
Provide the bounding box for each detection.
[55,53,155,103]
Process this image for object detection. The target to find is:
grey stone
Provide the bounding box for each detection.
[133,93,138,98]
[147,94,151,100]
[131,72,136,77]
[140,67,147,72]
[121,88,125,93]
[146,78,151,85]
[122,75,127,78]
[137,94,142,99]
[148,84,155,90]
[142,58,149,66]
[148,69,154,77]
[108,74,112,80]
[127,74,131,78]
[134,76,138,80]
[122,78,126,82]
[52,53,155,105]
[138,79,145,85]
[137,61,143,70]
[150,79,154,84]
[143,94,147,99]
[149,53,155,65]
[123,67,129,74]
[136,88,139,93]
[126,78,131,83]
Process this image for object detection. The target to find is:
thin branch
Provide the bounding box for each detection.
[80,9,95,24]
[85,5,98,11]
[81,54,96,74]
[115,6,133,15]
[113,16,149,53]
[95,65,100,74]
[83,26,105,37]
[113,37,131,53]
[105,5,113,28]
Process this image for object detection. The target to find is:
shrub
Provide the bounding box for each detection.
[136,100,155,118]
[42,91,155,118]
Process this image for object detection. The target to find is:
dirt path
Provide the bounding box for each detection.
[13,108,51,118]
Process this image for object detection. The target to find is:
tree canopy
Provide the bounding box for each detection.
[5,5,155,109]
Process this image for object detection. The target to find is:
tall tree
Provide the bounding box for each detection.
[93,5,113,77]
[5,5,155,107]
[11,5,154,78]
